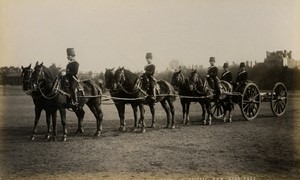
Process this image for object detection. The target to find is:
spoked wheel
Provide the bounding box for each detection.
[270,82,288,117]
[211,100,224,120]
[240,83,261,121]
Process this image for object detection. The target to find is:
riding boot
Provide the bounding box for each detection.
[152,88,156,102]
[71,90,79,107]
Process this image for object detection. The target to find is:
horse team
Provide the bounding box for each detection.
[21,61,233,141]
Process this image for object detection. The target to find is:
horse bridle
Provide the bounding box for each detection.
[21,69,33,82]
[21,68,34,95]
[112,69,125,91]
[113,69,147,96]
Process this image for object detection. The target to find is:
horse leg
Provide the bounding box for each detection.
[51,110,57,141]
[116,103,126,132]
[30,106,42,140]
[45,111,51,140]
[160,100,171,128]
[131,104,139,132]
[87,101,103,137]
[138,104,146,133]
[138,107,145,127]
[200,102,206,121]
[223,110,228,123]
[59,108,67,141]
[228,102,233,123]
[167,98,175,129]
[75,107,85,134]
[180,99,186,124]
[149,104,156,128]
[186,102,191,125]
[206,101,212,125]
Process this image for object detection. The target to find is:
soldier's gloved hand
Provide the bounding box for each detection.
[60,70,66,76]
[206,74,210,78]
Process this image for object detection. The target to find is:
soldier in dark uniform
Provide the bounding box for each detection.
[220,62,232,83]
[143,52,156,101]
[66,48,79,106]
[206,57,221,99]
[235,62,248,91]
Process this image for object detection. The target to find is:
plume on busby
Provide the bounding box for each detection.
[239,62,246,68]
[66,48,75,56]
[209,57,215,62]
[145,52,153,59]
[223,62,229,68]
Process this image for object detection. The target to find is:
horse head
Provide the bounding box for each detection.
[111,67,125,91]
[187,69,199,91]
[21,64,33,92]
[31,61,46,89]
[171,69,184,90]
[104,67,115,89]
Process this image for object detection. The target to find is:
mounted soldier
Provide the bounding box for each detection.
[206,57,221,99]
[235,62,248,91]
[220,62,232,84]
[65,48,79,106]
[142,52,156,102]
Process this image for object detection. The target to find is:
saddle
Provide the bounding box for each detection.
[140,75,160,95]
[61,75,85,96]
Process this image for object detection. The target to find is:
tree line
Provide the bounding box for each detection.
[1,62,299,91]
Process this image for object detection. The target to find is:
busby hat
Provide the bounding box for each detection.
[239,62,246,68]
[146,52,153,59]
[66,48,75,56]
[223,62,229,68]
[209,57,215,62]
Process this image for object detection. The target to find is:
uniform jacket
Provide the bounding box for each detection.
[236,70,248,84]
[66,60,79,76]
[207,65,218,78]
[144,63,155,76]
[221,70,232,83]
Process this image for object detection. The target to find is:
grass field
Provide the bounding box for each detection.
[0,86,299,179]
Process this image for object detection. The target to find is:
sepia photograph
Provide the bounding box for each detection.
[0,0,299,179]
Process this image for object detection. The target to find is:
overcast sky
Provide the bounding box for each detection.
[0,0,299,72]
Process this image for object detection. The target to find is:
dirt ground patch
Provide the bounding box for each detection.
[0,90,300,179]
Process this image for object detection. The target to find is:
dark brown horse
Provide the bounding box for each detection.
[21,64,65,140]
[31,62,103,141]
[185,69,233,125]
[171,69,207,125]
[105,67,176,133]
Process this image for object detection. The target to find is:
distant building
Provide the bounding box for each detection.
[264,50,300,68]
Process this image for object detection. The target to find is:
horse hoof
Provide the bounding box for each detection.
[171,125,175,129]
[150,124,156,128]
[45,134,51,140]
[61,135,67,142]
[119,126,126,132]
[141,128,146,133]
[186,122,190,126]
[94,131,101,137]
[30,136,35,141]
[76,128,84,134]
[51,136,56,141]
[132,128,139,132]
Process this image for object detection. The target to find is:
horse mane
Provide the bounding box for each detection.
[116,68,139,86]
[41,65,56,81]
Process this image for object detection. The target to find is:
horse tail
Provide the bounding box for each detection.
[157,80,176,95]
[82,80,102,96]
